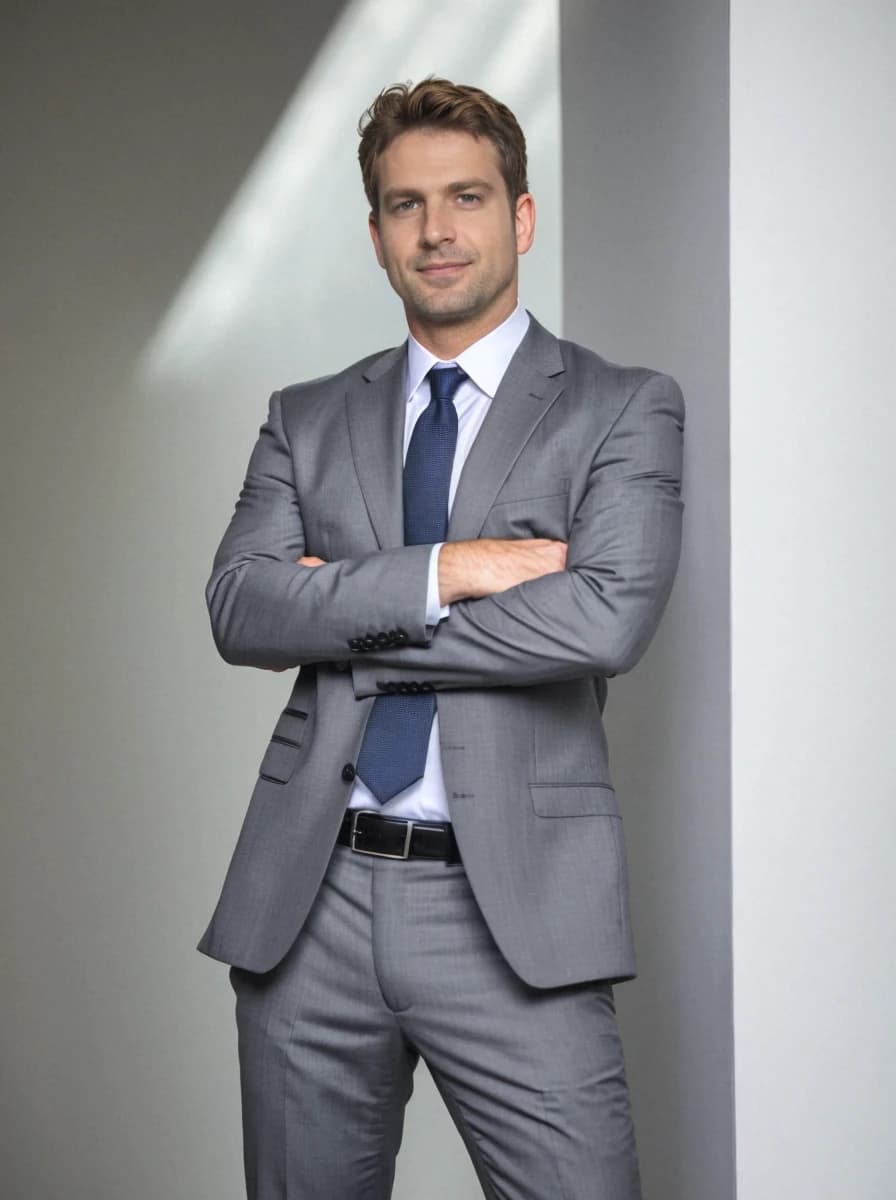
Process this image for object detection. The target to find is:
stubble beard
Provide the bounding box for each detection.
[404,260,515,328]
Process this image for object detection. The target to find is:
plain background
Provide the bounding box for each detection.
[2,3,559,1198]
[3,1,894,1197]
[562,2,733,1196]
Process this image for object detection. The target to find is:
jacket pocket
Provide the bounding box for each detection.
[529,782,619,818]
[258,706,309,784]
[480,489,570,541]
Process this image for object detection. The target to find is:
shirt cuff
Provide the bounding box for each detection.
[425,543,450,626]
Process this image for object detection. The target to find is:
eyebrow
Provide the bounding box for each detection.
[447,178,495,194]
[381,178,496,206]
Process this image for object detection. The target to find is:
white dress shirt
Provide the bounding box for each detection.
[347,302,531,822]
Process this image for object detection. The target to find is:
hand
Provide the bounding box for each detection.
[438,538,567,605]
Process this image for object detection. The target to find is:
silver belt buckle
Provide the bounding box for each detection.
[350,809,414,859]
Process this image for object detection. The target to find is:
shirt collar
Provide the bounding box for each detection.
[404,304,531,401]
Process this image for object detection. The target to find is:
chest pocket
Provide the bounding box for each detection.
[480,480,570,541]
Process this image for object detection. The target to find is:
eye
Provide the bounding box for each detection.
[457,193,481,204]
[393,198,419,213]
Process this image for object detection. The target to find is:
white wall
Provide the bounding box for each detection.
[0,3,561,1197]
[730,3,896,1196]
[560,2,734,1197]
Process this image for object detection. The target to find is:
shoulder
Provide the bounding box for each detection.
[549,330,684,424]
[558,334,669,392]
[276,344,402,408]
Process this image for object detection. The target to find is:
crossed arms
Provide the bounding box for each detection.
[206,371,684,693]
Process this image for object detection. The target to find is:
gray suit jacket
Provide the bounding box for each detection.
[196,314,684,988]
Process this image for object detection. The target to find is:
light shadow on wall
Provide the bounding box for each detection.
[136,0,562,397]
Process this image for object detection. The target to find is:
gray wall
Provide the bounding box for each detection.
[0,6,348,1198]
[562,3,896,1198]
[1,2,560,1198]
[560,3,733,1198]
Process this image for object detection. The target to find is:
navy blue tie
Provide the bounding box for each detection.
[355,365,466,802]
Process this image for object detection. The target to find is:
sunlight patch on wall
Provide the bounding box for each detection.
[136,0,560,390]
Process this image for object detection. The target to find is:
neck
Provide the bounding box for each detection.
[407,296,517,361]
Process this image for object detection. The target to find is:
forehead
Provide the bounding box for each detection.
[376,128,503,189]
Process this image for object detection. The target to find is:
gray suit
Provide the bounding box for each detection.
[198,314,684,1196]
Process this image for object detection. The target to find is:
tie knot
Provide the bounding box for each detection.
[428,365,466,403]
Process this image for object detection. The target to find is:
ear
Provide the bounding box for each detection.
[515,193,536,256]
[368,211,386,269]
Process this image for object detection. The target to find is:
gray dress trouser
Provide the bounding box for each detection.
[229,843,642,1199]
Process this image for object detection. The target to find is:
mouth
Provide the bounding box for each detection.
[417,261,471,279]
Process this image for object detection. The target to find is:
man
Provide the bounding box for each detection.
[198,78,684,1199]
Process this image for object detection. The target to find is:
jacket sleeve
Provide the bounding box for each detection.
[349,371,685,694]
[206,390,435,668]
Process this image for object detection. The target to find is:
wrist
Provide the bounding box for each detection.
[438,541,478,605]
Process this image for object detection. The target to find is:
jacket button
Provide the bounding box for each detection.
[395,628,409,644]
[341,763,356,782]
[348,638,361,652]
[421,682,434,693]
[408,681,420,694]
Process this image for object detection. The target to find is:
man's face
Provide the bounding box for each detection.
[368,128,535,344]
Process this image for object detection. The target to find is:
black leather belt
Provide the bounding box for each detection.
[337,809,460,862]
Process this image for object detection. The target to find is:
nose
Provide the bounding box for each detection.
[420,201,456,249]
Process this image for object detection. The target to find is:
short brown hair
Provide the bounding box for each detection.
[358,77,528,213]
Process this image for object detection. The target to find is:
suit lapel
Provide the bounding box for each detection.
[343,316,566,550]
[345,345,406,549]
[446,315,566,542]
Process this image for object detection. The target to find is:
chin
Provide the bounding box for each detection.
[412,291,486,325]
